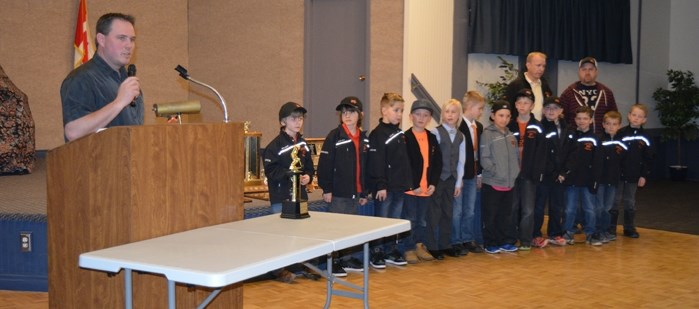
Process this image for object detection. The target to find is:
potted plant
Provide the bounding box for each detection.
[476,56,519,106]
[652,69,699,181]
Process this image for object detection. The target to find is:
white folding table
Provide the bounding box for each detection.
[79,212,410,309]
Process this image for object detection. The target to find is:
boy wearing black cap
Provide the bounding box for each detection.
[480,100,520,254]
[507,89,546,250]
[534,96,569,246]
[261,101,315,283]
[264,102,315,214]
[317,96,369,275]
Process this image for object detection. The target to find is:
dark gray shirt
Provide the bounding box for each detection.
[60,54,144,130]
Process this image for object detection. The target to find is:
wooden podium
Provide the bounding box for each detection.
[47,123,245,308]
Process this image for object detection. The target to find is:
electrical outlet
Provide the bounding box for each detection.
[20,232,32,252]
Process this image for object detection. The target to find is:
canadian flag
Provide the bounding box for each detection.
[73,0,95,68]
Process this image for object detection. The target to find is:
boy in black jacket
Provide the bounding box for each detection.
[559,106,603,246]
[596,111,626,243]
[263,102,315,214]
[262,101,315,283]
[367,92,412,269]
[317,96,369,276]
[507,89,546,250]
[534,96,569,246]
[611,104,654,238]
[403,99,442,262]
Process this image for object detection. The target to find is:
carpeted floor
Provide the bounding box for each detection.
[1,153,698,235]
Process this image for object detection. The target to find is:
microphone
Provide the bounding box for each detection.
[174,65,229,123]
[127,64,137,107]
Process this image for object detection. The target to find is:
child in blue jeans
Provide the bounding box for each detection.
[559,106,603,245]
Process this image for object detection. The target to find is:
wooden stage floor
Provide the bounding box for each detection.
[2,226,698,308]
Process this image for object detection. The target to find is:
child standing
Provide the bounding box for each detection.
[533,96,569,246]
[559,106,603,246]
[262,101,315,283]
[264,102,315,214]
[597,111,626,243]
[611,104,654,238]
[480,100,520,254]
[507,89,546,250]
[403,99,442,263]
[317,96,369,275]
[428,99,466,259]
[454,91,485,254]
[367,92,412,269]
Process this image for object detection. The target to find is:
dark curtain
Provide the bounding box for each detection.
[467,0,633,64]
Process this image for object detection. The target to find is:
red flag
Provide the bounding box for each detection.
[73,0,95,68]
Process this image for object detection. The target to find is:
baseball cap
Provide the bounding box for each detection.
[279,101,307,121]
[410,99,434,114]
[336,96,363,112]
[543,96,562,108]
[491,100,511,113]
[579,57,598,68]
[514,88,535,102]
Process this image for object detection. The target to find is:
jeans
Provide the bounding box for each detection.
[534,180,565,238]
[373,190,406,253]
[271,203,282,214]
[452,177,478,244]
[375,190,405,219]
[403,194,430,250]
[596,184,616,234]
[512,177,537,245]
[563,186,596,236]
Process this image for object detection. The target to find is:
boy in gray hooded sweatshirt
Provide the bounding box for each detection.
[480,100,520,254]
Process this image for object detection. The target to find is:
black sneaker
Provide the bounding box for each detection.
[331,261,347,277]
[429,250,445,260]
[463,241,484,253]
[384,250,408,266]
[370,252,386,269]
[623,229,640,238]
[341,258,364,272]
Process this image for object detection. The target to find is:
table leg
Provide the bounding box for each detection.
[323,254,333,309]
[124,269,132,309]
[168,280,176,309]
[363,242,369,309]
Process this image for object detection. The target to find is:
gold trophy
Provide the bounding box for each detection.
[281,146,310,219]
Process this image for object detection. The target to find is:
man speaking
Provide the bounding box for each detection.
[60,13,143,141]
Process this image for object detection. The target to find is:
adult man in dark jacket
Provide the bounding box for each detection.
[503,52,553,120]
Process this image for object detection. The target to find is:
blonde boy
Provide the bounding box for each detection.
[611,104,654,238]
[454,91,485,253]
[367,93,412,268]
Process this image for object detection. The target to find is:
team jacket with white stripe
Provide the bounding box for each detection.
[598,132,627,185]
[367,120,413,195]
[263,130,315,204]
[507,115,547,182]
[317,125,370,199]
[540,118,570,182]
[559,129,603,189]
[617,125,654,182]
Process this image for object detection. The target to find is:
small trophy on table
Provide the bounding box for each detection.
[281,146,310,219]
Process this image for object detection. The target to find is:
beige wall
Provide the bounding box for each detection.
[369,0,404,130]
[188,1,305,145]
[0,0,403,149]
